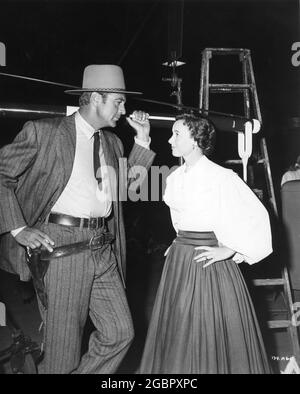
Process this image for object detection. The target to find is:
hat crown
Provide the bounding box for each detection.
[83,65,126,91]
[65,64,142,95]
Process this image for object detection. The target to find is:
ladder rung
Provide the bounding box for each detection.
[225,160,242,164]
[204,48,250,54]
[226,159,267,165]
[226,159,266,166]
[211,89,251,94]
[253,279,286,286]
[270,309,288,314]
[267,320,291,329]
[209,84,252,92]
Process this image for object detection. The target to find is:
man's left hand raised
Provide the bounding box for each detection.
[126,110,150,143]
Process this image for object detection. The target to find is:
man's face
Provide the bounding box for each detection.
[168,120,194,157]
[96,92,126,128]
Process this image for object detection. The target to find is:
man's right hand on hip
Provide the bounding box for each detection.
[15,227,55,252]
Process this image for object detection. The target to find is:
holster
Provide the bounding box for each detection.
[25,231,115,310]
[26,248,50,310]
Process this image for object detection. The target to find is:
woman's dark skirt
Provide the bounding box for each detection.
[139,230,272,374]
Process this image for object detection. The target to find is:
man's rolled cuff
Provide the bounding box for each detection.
[134,136,151,150]
[11,226,27,237]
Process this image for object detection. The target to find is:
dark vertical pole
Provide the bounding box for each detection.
[167,1,184,165]
[167,0,184,64]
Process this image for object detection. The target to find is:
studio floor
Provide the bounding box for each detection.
[0,250,299,374]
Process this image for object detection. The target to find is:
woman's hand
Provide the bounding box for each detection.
[164,245,171,257]
[232,253,245,264]
[193,246,235,268]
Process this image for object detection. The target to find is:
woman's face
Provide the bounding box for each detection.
[168,120,195,157]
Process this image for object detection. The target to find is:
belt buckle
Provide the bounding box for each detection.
[89,233,104,251]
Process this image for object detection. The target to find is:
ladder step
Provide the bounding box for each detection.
[225,160,242,164]
[253,279,286,286]
[225,159,266,165]
[211,89,251,94]
[205,48,250,54]
[209,84,252,92]
[269,309,288,314]
[267,320,291,329]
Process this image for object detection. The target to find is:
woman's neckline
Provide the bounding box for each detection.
[184,154,205,173]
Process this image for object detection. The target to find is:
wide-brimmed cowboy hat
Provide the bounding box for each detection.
[65,64,142,95]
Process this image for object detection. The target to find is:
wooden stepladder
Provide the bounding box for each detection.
[199,47,300,366]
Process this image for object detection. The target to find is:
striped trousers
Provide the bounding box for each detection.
[36,222,134,374]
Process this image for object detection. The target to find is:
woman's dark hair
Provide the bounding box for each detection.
[288,154,300,172]
[175,112,216,156]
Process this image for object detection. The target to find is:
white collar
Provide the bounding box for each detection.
[182,154,207,174]
[75,111,99,140]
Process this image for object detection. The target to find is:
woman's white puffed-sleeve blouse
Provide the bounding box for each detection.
[163,155,272,264]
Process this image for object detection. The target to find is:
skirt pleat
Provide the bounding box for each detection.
[139,231,272,374]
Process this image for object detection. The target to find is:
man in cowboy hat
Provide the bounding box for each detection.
[0,64,155,373]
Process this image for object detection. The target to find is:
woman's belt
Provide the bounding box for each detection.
[174,230,218,246]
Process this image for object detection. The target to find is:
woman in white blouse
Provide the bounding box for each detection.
[139,113,273,374]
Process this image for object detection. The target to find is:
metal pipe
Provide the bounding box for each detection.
[0,72,78,89]
[0,103,66,118]
[0,103,257,134]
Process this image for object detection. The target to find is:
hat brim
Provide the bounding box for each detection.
[65,88,142,95]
